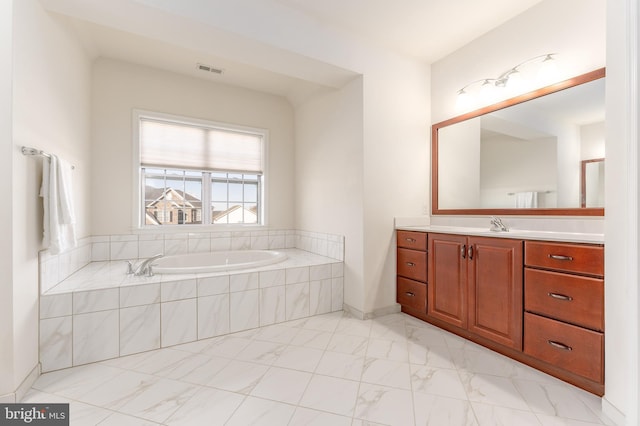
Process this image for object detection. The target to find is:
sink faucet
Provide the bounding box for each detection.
[128,254,164,277]
[490,216,509,232]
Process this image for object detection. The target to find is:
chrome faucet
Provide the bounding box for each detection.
[489,216,509,232]
[127,254,164,277]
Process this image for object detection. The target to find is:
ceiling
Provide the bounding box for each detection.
[42,0,545,103]
[272,0,544,62]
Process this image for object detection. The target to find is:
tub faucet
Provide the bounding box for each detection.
[133,254,164,277]
[490,216,509,232]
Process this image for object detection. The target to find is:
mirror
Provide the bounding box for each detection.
[432,68,605,216]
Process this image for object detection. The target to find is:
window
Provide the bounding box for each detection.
[136,112,266,227]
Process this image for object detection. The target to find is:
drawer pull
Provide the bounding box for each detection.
[548,254,574,261]
[405,291,415,297]
[406,262,415,267]
[547,292,574,301]
[405,238,417,243]
[547,340,573,351]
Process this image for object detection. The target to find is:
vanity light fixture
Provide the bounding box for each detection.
[456,53,558,109]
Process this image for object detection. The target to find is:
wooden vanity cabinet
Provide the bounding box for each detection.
[396,231,428,313]
[427,233,523,350]
[523,241,605,388]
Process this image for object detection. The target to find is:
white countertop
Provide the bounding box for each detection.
[396,225,604,244]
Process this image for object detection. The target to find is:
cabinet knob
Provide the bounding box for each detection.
[406,262,415,267]
[406,238,416,243]
[547,292,573,301]
[405,291,415,297]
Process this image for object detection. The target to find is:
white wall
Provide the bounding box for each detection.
[0,0,15,400]
[604,0,639,424]
[431,0,606,124]
[91,58,295,235]
[581,122,606,160]
[2,0,92,400]
[361,64,430,315]
[295,78,365,312]
[438,118,481,209]
[296,63,431,317]
[480,136,557,208]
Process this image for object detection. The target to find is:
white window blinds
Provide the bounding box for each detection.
[140,118,264,173]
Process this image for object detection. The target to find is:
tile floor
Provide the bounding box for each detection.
[23,311,615,425]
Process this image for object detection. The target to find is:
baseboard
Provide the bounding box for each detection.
[602,397,626,426]
[342,303,365,319]
[363,303,401,320]
[342,303,401,320]
[0,363,40,403]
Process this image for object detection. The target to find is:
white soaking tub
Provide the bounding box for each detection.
[152,250,287,274]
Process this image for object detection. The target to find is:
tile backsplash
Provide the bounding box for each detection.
[39,229,345,294]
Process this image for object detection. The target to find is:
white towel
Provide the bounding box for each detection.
[515,191,539,208]
[41,154,76,254]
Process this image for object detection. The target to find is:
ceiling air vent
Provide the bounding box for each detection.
[197,63,224,75]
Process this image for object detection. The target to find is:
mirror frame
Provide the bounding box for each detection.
[431,67,605,216]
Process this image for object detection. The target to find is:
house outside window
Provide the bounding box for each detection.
[135,111,267,228]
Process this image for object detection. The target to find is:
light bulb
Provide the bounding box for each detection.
[456,89,471,110]
[537,54,557,84]
[479,79,496,103]
[505,69,523,91]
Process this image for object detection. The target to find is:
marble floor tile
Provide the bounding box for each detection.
[23,311,610,426]
[235,340,286,365]
[366,337,409,362]
[315,351,365,381]
[513,379,604,424]
[413,393,478,426]
[410,364,467,400]
[249,366,312,404]
[460,371,531,411]
[361,357,412,390]
[299,375,360,416]
[289,328,333,350]
[273,345,324,372]
[164,387,245,426]
[225,396,296,426]
[354,382,415,426]
[205,359,270,394]
[288,407,352,426]
[471,401,541,426]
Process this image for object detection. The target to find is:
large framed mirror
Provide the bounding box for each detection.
[432,68,605,216]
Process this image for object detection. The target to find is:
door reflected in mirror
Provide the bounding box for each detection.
[582,158,605,208]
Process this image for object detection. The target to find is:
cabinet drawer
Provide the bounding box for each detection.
[525,241,604,277]
[397,277,427,312]
[397,248,427,282]
[524,313,603,383]
[525,268,604,331]
[397,231,427,251]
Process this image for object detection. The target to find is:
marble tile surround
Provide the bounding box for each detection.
[38,229,345,373]
[39,229,345,294]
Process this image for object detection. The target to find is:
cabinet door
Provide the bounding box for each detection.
[468,237,523,350]
[428,233,467,328]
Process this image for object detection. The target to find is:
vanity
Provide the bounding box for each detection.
[402,67,607,395]
[396,227,604,395]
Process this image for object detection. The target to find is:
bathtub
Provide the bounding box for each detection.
[152,250,287,274]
